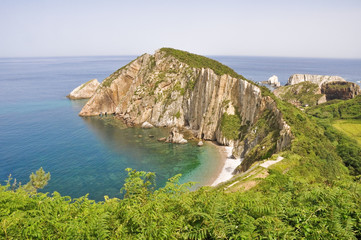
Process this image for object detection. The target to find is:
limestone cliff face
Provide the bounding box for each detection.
[67,79,100,99]
[287,74,345,86]
[79,49,292,171]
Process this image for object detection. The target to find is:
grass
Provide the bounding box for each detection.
[277,82,323,107]
[333,119,361,146]
[220,113,242,140]
[160,48,246,80]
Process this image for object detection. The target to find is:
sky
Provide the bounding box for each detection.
[1,0,361,58]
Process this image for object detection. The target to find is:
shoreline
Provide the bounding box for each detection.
[206,142,242,187]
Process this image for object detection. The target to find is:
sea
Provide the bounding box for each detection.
[0,55,360,201]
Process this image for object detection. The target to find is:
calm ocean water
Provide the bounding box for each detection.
[0,55,360,201]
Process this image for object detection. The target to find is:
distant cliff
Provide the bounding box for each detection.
[287,74,346,86]
[79,48,293,171]
[275,74,360,107]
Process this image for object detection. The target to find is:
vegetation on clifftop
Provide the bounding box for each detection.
[276,82,323,107]
[160,48,246,80]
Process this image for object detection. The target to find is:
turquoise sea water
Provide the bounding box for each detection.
[0,55,360,201]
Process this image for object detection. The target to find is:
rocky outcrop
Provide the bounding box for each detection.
[321,81,360,101]
[141,121,154,129]
[78,48,293,172]
[267,75,280,87]
[287,74,345,86]
[165,127,187,144]
[276,74,359,107]
[67,79,100,99]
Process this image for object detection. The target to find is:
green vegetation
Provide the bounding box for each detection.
[239,110,280,171]
[161,48,246,80]
[306,95,361,176]
[1,167,360,239]
[307,95,361,119]
[174,111,181,119]
[277,82,323,107]
[333,119,361,146]
[324,81,354,90]
[220,112,242,140]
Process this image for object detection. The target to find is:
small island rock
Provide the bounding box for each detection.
[165,127,188,144]
[267,75,280,87]
[67,79,100,99]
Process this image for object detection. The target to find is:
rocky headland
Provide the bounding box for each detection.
[274,74,360,107]
[77,48,293,173]
[67,79,100,99]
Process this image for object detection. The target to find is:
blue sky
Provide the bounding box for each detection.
[1,0,361,58]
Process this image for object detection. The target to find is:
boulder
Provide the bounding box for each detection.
[67,79,100,99]
[141,121,154,129]
[197,141,204,147]
[165,127,188,144]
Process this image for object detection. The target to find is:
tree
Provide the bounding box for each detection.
[23,167,50,193]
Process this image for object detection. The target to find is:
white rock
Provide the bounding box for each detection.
[141,121,154,129]
[165,127,188,144]
[197,141,204,147]
[67,79,100,99]
[287,74,345,86]
[267,75,281,87]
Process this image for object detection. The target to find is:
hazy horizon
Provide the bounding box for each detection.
[1,0,361,59]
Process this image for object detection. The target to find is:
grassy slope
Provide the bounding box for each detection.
[307,95,361,176]
[160,48,246,80]
[333,119,361,146]
[275,81,323,107]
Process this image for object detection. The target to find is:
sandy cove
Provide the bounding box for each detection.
[205,142,242,187]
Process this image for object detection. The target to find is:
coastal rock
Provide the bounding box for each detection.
[78,48,293,172]
[321,81,360,101]
[287,74,345,86]
[197,141,203,147]
[267,75,280,87]
[275,76,360,107]
[141,121,154,129]
[67,79,100,99]
[165,127,187,144]
[157,137,166,142]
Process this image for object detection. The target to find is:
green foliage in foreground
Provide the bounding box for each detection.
[160,48,246,80]
[1,168,361,239]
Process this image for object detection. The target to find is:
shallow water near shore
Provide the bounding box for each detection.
[0,55,360,201]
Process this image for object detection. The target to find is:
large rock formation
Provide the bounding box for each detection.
[287,74,345,86]
[67,79,100,99]
[78,48,293,172]
[321,81,360,101]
